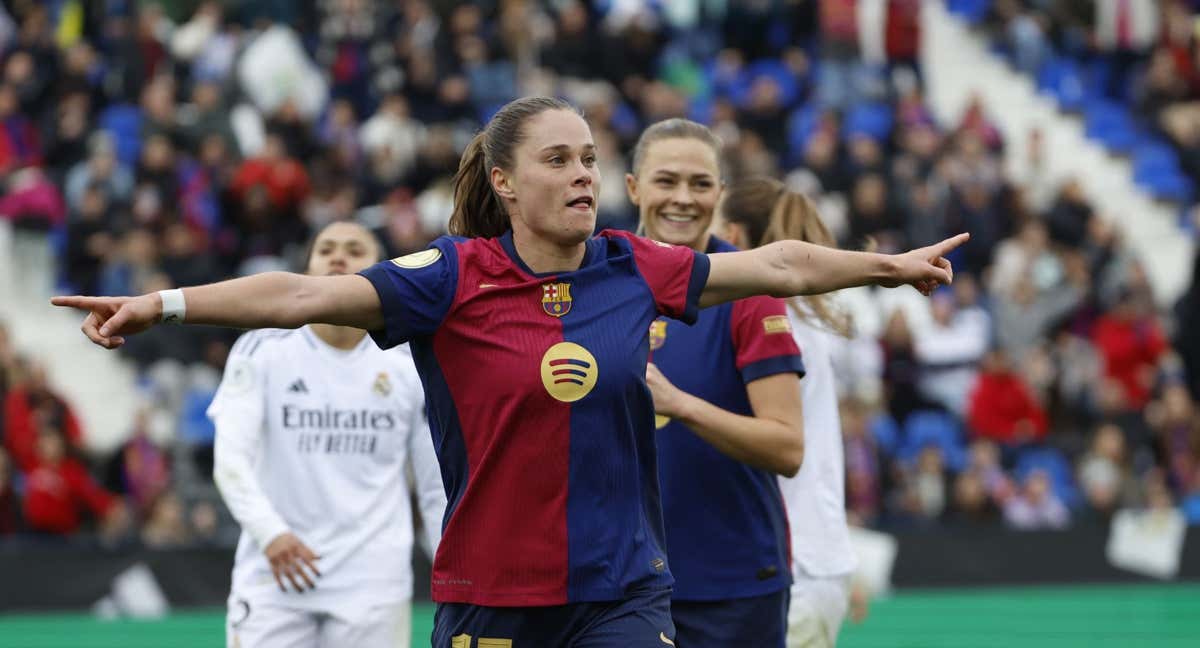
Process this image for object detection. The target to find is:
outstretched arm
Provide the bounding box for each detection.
[700,233,969,308]
[51,272,383,349]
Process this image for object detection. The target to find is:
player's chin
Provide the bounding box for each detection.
[559,209,597,242]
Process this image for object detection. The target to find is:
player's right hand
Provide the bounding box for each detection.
[264,532,322,593]
[50,293,162,349]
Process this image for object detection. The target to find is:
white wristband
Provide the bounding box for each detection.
[158,289,186,324]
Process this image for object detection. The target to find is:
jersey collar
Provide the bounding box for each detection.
[498,229,600,278]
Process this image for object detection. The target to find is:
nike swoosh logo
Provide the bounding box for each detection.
[660,632,675,646]
[478,283,500,289]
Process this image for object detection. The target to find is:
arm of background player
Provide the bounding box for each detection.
[647,365,805,477]
[406,403,446,560]
[51,272,383,349]
[209,352,290,551]
[699,234,970,308]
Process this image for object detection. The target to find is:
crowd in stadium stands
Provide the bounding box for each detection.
[1,0,1199,545]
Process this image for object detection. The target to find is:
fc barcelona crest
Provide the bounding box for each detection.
[649,320,667,350]
[541,282,573,317]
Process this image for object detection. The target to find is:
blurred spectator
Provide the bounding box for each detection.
[22,424,124,537]
[105,411,171,518]
[64,133,134,214]
[948,470,1001,525]
[842,399,884,527]
[141,490,191,548]
[967,348,1049,447]
[0,447,17,535]
[65,181,117,295]
[3,359,84,473]
[0,83,41,173]
[896,446,951,523]
[1004,470,1071,530]
[1093,0,1160,102]
[1077,423,1134,519]
[913,283,991,414]
[881,309,939,424]
[1092,289,1168,411]
[359,94,425,188]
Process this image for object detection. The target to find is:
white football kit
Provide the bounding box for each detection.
[780,304,858,648]
[209,327,446,648]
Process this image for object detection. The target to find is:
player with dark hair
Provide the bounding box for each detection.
[211,221,445,648]
[54,96,965,646]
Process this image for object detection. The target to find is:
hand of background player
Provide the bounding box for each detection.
[645,363,685,418]
[881,233,970,296]
[50,293,163,349]
[264,532,322,593]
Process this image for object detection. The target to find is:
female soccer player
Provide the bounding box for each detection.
[54,96,964,646]
[718,177,861,648]
[210,221,446,648]
[626,119,803,647]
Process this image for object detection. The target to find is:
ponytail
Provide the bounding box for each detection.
[723,177,853,338]
[449,133,508,238]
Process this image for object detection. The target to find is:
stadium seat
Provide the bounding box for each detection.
[868,413,901,456]
[1036,57,1085,112]
[97,103,143,168]
[845,102,893,141]
[1182,495,1200,525]
[899,410,967,471]
[1014,447,1082,508]
[787,103,824,159]
[1083,100,1138,153]
[946,0,989,25]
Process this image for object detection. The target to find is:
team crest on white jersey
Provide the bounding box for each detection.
[373,372,392,396]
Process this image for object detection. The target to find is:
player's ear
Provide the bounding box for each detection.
[624,172,640,206]
[491,166,516,202]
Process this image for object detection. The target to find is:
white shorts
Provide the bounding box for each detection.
[787,576,850,648]
[226,597,412,648]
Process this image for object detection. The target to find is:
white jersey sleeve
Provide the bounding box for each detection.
[405,399,445,560]
[210,332,291,550]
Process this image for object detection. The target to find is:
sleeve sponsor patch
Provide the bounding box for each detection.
[390,248,442,269]
[762,315,792,335]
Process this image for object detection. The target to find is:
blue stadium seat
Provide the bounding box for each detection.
[97,103,143,167]
[1036,58,1085,112]
[1182,495,1200,526]
[845,102,893,141]
[946,0,989,24]
[178,388,217,447]
[1015,447,1082,508]
[1083,100,1138,153]
[899,410,967,471]
[787,103,823,158]
[869,413,900,456]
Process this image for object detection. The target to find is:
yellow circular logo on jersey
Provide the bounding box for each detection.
[540,342,599,402]
[390,248,442,269]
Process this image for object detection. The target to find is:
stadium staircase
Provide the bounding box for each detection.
[922,1,1195,306]
[0,221,139,455]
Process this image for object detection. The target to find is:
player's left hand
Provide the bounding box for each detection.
[883,233,969,295]
[50,293,163,349]
[646,363,684,418]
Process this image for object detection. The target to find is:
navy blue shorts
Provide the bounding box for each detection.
[431,588,676,647]
[671,589,789,648]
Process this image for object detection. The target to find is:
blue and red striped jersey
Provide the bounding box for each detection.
[651,236,805,601]
[359,229,710,607]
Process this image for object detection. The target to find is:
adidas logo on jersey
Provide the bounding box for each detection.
[287,379,309,394]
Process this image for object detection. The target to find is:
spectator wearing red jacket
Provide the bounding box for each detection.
[229,132,311,213]
[967,349,1048,445]
[1092,290,1168,411]
[3,360,84,473]
[22,424,121,535]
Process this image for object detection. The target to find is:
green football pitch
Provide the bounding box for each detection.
[1,584,1197,647]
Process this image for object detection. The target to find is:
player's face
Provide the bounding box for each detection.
[627,137,722,251]
[306,222,379,276]
[499,109,599,247]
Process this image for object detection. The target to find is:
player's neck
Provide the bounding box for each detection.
[309,323,367,350]
[511,228,587,274]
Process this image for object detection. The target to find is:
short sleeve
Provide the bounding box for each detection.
[731,296,806,384]
[358,237,461,349]
[604,229,710,324]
